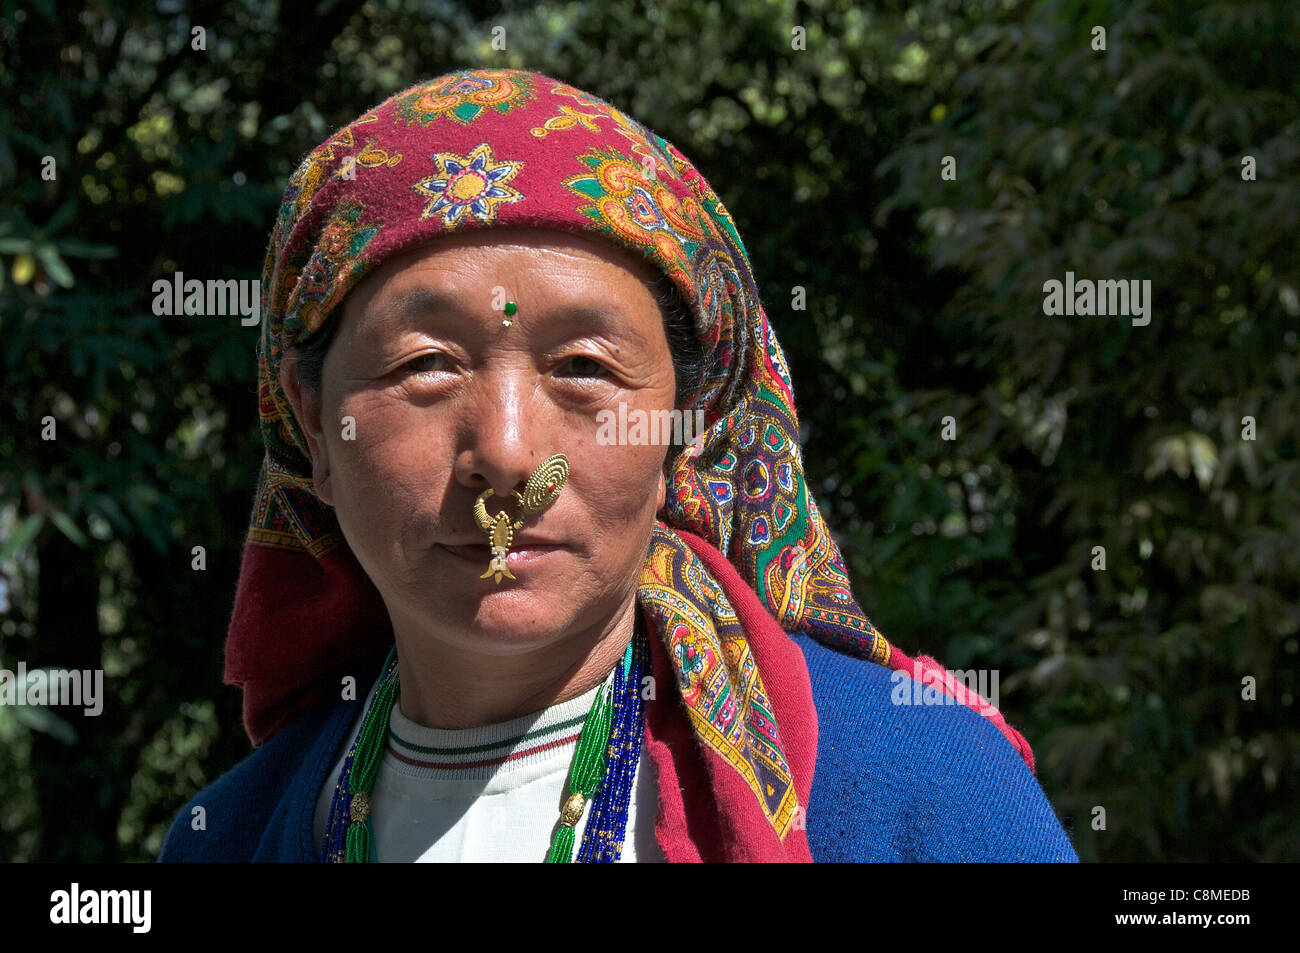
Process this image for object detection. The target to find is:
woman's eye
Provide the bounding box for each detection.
[401,352,448,375]
[557,355,608,378]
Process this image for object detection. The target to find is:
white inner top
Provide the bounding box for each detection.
[313,663,663,862]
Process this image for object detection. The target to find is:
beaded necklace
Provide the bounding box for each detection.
[321,617,650,863]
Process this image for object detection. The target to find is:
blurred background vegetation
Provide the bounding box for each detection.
[1,0,1296,862]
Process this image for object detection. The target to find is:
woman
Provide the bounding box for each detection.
[159,67,1076,862]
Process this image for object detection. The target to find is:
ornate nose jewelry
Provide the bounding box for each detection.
[502,301,517,326]
[471,452,569,583]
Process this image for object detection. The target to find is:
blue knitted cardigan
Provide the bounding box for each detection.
[157,633,1079,862]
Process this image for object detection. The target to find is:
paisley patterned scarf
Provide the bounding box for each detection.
[227,67,1033,862]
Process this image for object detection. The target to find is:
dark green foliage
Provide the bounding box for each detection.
[1,0,1294,861]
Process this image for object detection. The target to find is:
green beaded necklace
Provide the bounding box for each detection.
[338,646,626,863]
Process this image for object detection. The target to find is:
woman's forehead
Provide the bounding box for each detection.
[340,229,665,326]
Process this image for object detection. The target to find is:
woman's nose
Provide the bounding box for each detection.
[452,372,554,497]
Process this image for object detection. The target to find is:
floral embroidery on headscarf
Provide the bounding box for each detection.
[393,69,539,126]
[412,142,524,226]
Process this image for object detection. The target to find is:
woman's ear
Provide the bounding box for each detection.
[278,350,335,506]
[656,468,666,511]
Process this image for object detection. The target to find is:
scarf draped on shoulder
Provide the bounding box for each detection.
[227,67,1034,862]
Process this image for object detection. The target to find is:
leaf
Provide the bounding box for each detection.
[33,244,74,288]
[90,493,132,534]
[13,704,80,745]
[1187,433,1218,491]
[56,240,118,260]
[48,510,89,548]
[43,199,78,237]
[870,532,907,566]
[0,513,44,562]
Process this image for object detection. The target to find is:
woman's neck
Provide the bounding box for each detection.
[390,597,639,730]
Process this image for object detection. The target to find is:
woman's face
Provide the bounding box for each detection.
[283,227,676,656]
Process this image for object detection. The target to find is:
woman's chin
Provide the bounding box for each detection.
[440,600,589,655]
[405,550,586,639]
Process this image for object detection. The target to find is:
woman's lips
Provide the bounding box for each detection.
[437,542,565,567]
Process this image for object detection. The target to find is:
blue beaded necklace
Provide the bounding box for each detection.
[321,616,650,863]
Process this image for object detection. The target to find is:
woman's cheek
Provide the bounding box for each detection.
[587,440,665,530]
[329,394,436,526]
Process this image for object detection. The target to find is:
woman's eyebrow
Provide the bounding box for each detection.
[556,305,650,348]
[373,287,465,326]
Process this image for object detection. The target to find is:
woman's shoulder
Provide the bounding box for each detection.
[156,690,358,862]
[789,631,1079,861]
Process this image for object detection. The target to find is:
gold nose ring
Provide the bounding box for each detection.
[471,453,569,583]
